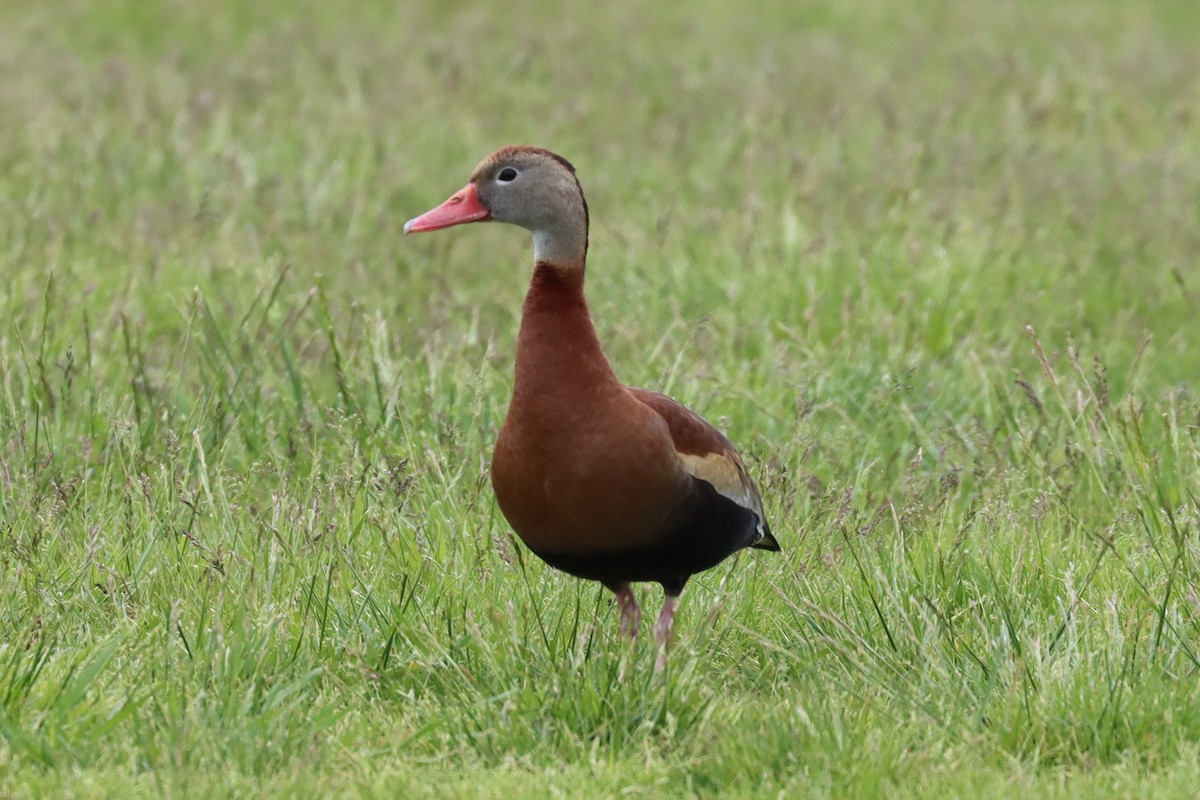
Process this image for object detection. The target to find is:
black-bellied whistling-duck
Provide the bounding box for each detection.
[405,146,780,669]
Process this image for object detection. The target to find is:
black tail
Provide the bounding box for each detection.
[752,527,781,552]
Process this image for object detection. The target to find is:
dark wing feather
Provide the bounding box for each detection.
[627,387,779,551]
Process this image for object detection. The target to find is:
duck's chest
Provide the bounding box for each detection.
[490,394,690,554]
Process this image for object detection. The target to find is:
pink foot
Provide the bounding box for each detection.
[654,594,679,672]
[613,584,641,640]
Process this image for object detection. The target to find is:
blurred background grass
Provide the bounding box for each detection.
[1,0,1199,797]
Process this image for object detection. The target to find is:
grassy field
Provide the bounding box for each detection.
[2,0,1200,796]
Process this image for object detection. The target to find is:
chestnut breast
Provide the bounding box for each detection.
[492,382,695,555]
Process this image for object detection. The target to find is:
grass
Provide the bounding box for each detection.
[1,0,1199,795]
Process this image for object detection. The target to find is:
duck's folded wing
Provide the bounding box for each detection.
[627,387,779,551]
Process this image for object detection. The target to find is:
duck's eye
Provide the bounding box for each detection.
[497,167,518,182]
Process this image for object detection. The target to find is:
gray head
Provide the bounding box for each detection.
[404,146,590,267]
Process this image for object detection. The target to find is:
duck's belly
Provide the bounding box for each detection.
[490,412,694,554]
[494,459,758,589]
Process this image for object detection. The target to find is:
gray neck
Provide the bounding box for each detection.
[532,217,588,267]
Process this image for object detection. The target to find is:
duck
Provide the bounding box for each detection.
[404,146,779,669]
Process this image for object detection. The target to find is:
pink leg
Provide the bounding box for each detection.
[613,583,641,640]
[654,594,680,672]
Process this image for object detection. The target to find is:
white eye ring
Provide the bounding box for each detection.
[497,167,518,182]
